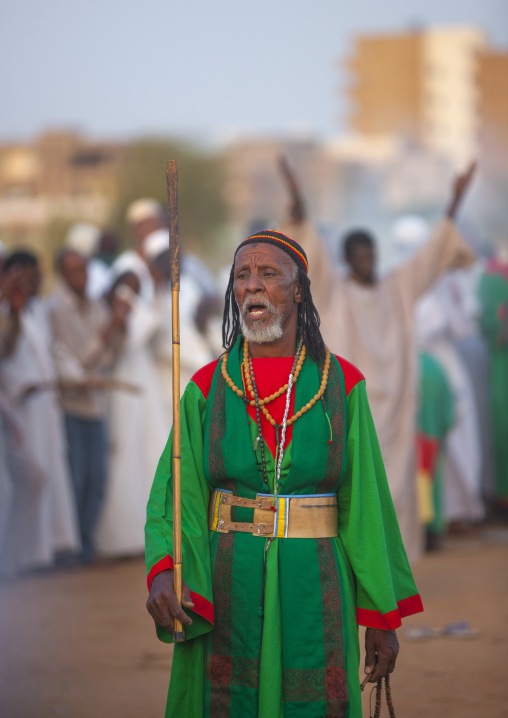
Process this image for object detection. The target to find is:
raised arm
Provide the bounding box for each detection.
[278,157,335,310]
[395,165,477,304]
[446,161,476,221]
[279,155,306,225]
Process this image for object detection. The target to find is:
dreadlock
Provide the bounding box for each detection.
[222,261,325,363]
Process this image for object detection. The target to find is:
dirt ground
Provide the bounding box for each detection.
[0,528,507,718]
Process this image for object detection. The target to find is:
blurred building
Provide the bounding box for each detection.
[0,131,123,250]
[223,137,346,236]
[345,26,488,169]
[477,50,508,175]
[222,132,456,247]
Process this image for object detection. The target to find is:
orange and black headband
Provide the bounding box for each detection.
[235,230,308,274]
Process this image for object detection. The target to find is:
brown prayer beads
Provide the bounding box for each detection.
[221,339,331,430]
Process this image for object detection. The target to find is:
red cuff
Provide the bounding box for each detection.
[356,594,424,630]
[147,555,174,591]
[146,555,214,626]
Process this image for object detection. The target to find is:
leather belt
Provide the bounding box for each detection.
[208,488,339,539]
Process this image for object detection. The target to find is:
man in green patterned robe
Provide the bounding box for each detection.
[145,230,423,717]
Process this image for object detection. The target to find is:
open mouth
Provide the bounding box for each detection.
[248,304,268,317]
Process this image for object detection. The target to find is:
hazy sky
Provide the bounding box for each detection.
[1,0,507,143]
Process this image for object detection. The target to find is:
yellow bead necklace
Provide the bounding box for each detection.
[220,339,331,430]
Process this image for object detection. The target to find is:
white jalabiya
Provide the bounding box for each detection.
[87,258,113,300]
[417,283,484,524]
[0,306,81,567]
[95,297,170,557]
[0,396,48,577]
[0,403,14,574]
[282,219,475,563]
[152,274,215,417]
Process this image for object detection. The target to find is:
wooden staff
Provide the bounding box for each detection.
[166,160,185,642]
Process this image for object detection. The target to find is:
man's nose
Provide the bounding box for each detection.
[245,272,263,292]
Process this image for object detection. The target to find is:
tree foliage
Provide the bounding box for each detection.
[108,138,227,255]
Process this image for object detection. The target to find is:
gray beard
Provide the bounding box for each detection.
[240,315,284,344]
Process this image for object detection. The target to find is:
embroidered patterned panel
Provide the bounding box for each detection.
[317,538,348,715]
[283,668,327,702]
[230,657,260,689]
[317,355,346,494]
[208,371,228,484]
[207,369,239,519]
[209,532,236,716]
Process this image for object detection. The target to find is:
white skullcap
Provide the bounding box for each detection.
[65,223,101,257]
[144,229,169,260]
[392,215,430,250]
[126,198,164,225]
[111,251,147,282]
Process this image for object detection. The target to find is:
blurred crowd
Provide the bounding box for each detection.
[0,199,222,575]
[1,170,507,578]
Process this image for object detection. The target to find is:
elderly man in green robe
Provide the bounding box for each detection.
[145,230,423,718]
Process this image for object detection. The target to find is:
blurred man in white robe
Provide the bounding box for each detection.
[0,252,80,568]
[113,198,167,304]
[65,222,113,300]
[280,159,476,562]
[144,229,215,414]
[95,261,169,558]
[49,249,128,561]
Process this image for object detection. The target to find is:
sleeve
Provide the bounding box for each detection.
[337,380,423,630]
[125,299,161,350]
[144,379,214,643]
[394,219,475,305]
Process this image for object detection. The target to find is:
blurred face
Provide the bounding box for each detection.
[117,272,140,296]
[131,216,165,249]
[347,244,376,285]
[233,243,301,344]
[0,266,30,311]
[22,263,41,298]
[151,249,171,283]
[61,252,88,297]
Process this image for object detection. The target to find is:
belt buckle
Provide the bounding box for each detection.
[257,523,267,535]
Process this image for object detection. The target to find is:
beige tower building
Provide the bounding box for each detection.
[345,26,487,167]
[477,49,508,173]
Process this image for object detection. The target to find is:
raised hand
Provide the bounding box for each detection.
[0,267,29,313]
[447,161,477,219]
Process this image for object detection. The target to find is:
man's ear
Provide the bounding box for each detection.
[294,279,302,304]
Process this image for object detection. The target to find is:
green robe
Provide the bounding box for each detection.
[417,352,455,534]
[145,338,422,718]
[478,271,508,499]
